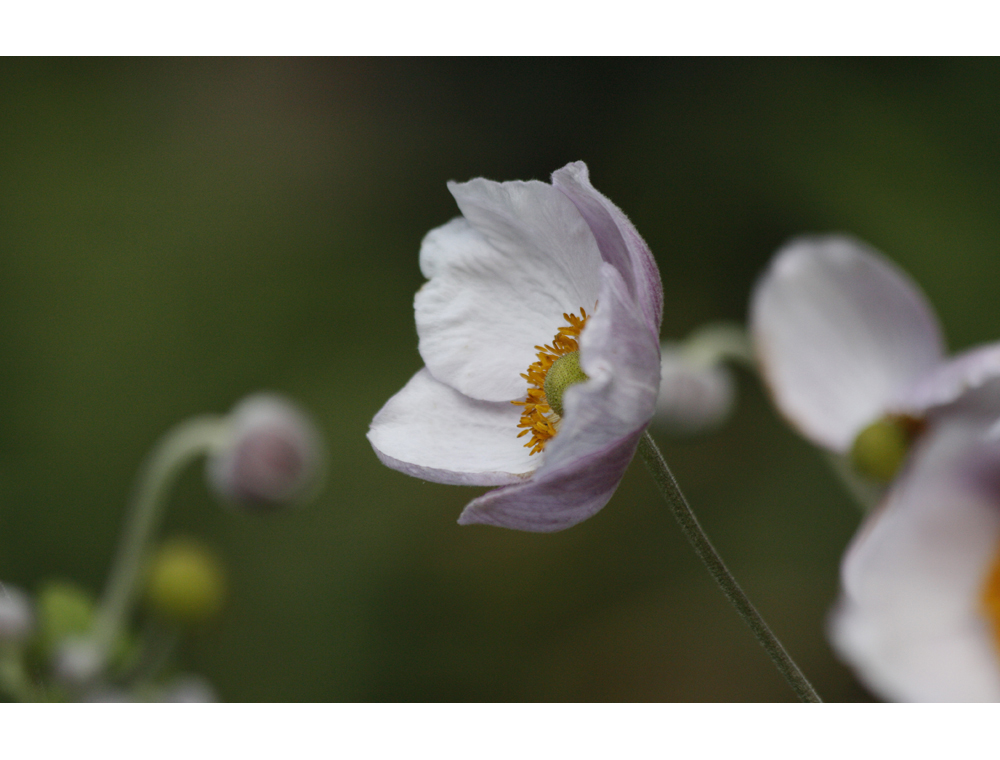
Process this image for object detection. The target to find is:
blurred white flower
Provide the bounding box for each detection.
[832,409,1000,701]
[752,235,1000,479]
[751,235,1000,700]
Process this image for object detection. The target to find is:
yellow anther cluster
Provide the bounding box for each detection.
[512,309,589,455]
[982,545,1000,654]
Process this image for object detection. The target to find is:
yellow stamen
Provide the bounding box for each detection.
[511,308,590,455]
[981,543,1000,651]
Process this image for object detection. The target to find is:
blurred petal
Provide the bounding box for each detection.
[894,342,1000,418]
[458,264,660,531]
[832,418,1000,701]
[367,368,536,486]
[751,235,944,452]
[552,161,663,334]
[416,175,604,402]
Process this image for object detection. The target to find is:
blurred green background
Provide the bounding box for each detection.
[3,58,1000,702]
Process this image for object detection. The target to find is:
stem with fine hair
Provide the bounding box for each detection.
[637,431,821,703]
[90,416,228,660]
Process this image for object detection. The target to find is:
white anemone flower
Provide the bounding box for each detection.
[368,162,663,532]
[751,234,1000,701]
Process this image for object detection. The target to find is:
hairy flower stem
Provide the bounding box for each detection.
[90,416,228,661]
[637,431,822,703]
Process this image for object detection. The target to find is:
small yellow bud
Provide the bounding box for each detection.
[144,539,226,625]
[850,417,918,483]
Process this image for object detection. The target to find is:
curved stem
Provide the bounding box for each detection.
[637,431,822,703]
[90,416,228,659]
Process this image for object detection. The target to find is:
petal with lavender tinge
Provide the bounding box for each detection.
[367,368,537,486]
[751,235,945,452]
[416,177,604,403]
[552,161,663,335]
[458,264,660,531]
[831,418,1000,702]
[457,427,644,532]
[893,341,1000,418]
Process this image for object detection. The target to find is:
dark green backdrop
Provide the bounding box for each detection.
[3,58,999,701]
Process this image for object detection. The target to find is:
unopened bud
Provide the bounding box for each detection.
[35,581,95,660]
[0,584,34,645]
[144,538,226,625]
[52,637,103,688]
[207,393,324,510]
[161,674,217,702]
[653,343,736,435]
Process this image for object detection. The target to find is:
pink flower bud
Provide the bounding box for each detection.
[207,394,324,510]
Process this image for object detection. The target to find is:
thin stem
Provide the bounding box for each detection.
[90,416,228,660]
[681,321,756,370]
[637,431,821,703]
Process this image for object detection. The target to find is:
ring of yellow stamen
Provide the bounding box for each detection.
[981,543,1000,653]
[512,308,590,455]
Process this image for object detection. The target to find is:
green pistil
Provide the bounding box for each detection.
[544,351,589,417]
[849,417,915,483]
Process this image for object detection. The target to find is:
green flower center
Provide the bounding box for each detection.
[849,416,921,483]
[543,350,589,418]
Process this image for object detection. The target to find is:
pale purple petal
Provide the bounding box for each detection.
[416,179,604,402]
[458,264,660,531]
[551,162,663,335]
[893,341,1000,418]
[751,235,945,452]
[367,368,537,486]
[831,417,1000,701]
[457,427,644,532]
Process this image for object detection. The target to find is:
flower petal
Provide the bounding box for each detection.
[551,161,663,335]
[367,368,537,486]
[458,263,661,531]
[457,428,645,532]
[415,176,605,402]
[750,235,945,452]
[893,341,1000,418]
[831,417,1000,701]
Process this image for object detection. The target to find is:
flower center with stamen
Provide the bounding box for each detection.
[512,309,590,456]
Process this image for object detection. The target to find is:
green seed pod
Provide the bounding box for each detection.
[144,539,226,625]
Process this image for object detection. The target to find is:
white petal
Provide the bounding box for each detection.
[551,161,664,335]
[415,175,604,402]
[750,235,945,452]
[893,342,1000,417]
[367,368,537,486]
[831,418,1000,701]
